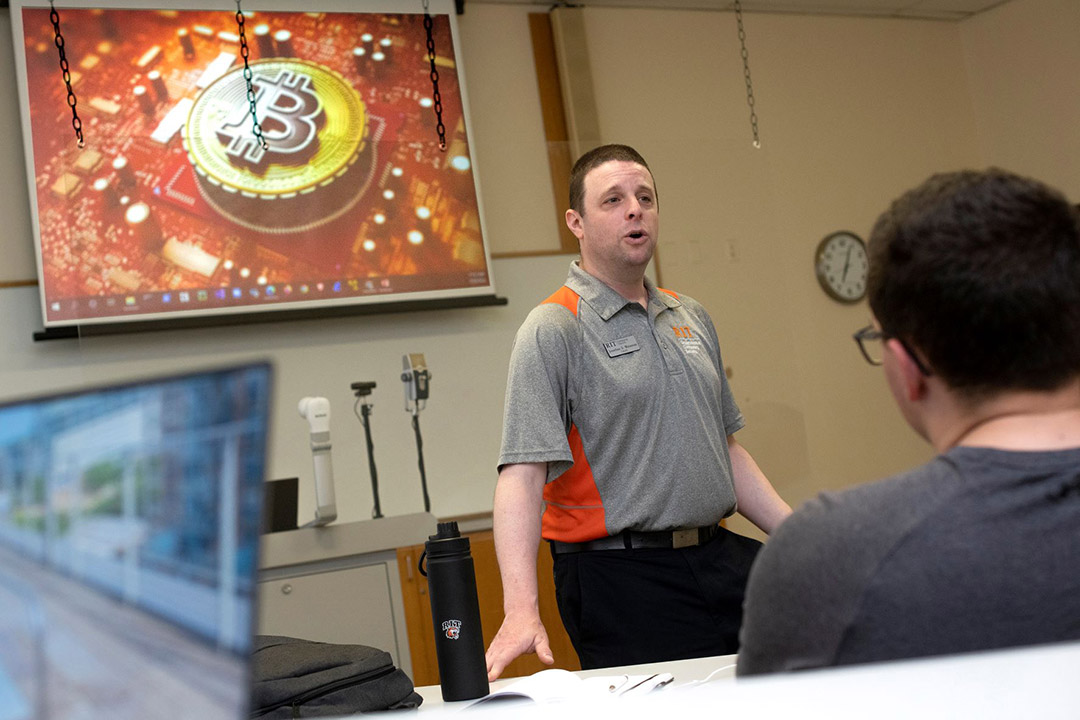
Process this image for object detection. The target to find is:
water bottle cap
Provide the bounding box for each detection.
[432,521,461,540]
[425,520,471,557]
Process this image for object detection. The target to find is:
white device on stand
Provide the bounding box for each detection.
[297,396,338,526]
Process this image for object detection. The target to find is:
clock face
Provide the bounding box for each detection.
[815,231,868,303]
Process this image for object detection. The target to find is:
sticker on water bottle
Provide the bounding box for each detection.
[442,619,462,639]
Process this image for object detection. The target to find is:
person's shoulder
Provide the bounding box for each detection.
[767,458,962,555]
[739,457,966,675]
[656,284,697,306]
[803,459,959,521]
[521,295,581,325]
[514,290,584,345]
[656,285,712,320]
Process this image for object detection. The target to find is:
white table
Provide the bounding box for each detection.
[411,641,1080,718]
[414,654,738,710]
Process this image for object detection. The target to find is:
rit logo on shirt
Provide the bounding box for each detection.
[672,325,694,338]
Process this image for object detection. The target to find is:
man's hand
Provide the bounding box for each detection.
[485,610,554,682]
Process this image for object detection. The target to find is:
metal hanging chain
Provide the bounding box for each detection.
[235,0,268,151]
[49,1,84,148]
[422,0,447,152]
[734,0,761,149]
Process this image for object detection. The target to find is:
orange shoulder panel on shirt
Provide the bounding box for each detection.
[658,287,679,300]
[542,424,606,543]
[542,285,581,316]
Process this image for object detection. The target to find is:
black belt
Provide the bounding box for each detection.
[550,524,720,554]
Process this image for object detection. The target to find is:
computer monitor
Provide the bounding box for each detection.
[262,477,299,534]
[0,362,272,720]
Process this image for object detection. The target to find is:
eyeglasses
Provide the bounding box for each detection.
[853,325,932,376]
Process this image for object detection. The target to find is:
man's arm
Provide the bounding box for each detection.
[728,435,792,535]
[485,462,554,681]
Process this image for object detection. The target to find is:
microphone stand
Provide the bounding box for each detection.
[410,410,431,513]
[351,382,384,519]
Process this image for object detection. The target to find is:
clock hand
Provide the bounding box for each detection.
[842,246,853,281]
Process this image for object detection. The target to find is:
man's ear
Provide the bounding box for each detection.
[565,208,584,240]
[886,338,929,402]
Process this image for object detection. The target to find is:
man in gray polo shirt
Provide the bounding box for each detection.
[485,144,792,678]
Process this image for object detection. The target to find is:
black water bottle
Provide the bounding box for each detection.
[419,521,490,701]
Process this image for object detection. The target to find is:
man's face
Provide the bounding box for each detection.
[566,160,659,277]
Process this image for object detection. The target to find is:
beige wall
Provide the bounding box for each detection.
[0,10,35,284]
[960,0,1080,195]
[457,4,564,255]
[0,0,1076,530]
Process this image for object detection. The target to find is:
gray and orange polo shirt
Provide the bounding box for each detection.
[498,261,743,544]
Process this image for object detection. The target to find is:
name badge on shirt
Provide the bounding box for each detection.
[604,335,641,358]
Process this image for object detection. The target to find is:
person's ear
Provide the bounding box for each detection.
[886,338,929,402]
[565,208,584,241]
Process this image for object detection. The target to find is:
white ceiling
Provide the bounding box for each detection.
[473,0,1012,21]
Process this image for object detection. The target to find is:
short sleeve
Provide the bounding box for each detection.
[497,304,579,480]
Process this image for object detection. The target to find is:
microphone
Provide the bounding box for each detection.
[401,354,432,512]
[401,353,430,413]
[297,396,337,526]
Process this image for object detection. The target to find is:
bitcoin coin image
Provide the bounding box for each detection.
[185,59,370,234]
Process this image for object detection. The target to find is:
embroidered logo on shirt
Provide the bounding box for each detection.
[672,325,704,354]
[604,336,641,358]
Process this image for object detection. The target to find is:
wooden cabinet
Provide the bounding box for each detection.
[397,530,580,685]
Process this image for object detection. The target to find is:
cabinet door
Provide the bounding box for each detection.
[258,564,402,667]
[398,530,579,685]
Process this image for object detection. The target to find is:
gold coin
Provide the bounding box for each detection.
[185,59,366,198]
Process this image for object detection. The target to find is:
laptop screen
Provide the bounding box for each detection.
[0,363,272,720]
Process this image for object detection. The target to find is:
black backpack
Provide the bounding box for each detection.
[250,635,423,717]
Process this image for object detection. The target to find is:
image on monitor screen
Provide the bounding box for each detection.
[0,363,272,719]
[11,1,494,327]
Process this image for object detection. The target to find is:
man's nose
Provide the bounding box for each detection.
[626,199,640,218]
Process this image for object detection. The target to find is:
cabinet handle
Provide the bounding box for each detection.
[281,583,292,595]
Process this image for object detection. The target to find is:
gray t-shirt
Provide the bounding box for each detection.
[498,262,744,542]
[737,445,1080,675]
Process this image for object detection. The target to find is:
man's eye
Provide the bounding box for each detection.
[605,197,619,204]
[639,196,653,204]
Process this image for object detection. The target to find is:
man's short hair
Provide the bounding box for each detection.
[568,144,655,215]
[868,168,1080,396]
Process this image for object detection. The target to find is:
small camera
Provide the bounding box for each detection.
[351,381,376,397]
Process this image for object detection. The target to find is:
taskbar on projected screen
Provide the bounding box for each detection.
[43,270,492,325]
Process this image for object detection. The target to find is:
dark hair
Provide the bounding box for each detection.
[868,169,1080,396]
[568,144,655,215]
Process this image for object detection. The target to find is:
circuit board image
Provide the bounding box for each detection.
[19,7,490,325]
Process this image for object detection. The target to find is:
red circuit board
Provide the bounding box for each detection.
[20,8,490,324]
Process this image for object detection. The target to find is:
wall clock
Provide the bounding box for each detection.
[814,231,868,303]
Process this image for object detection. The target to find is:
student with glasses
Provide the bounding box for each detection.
[737,169,1080,675]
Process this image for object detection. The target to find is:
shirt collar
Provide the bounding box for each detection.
[564,260,681,321]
